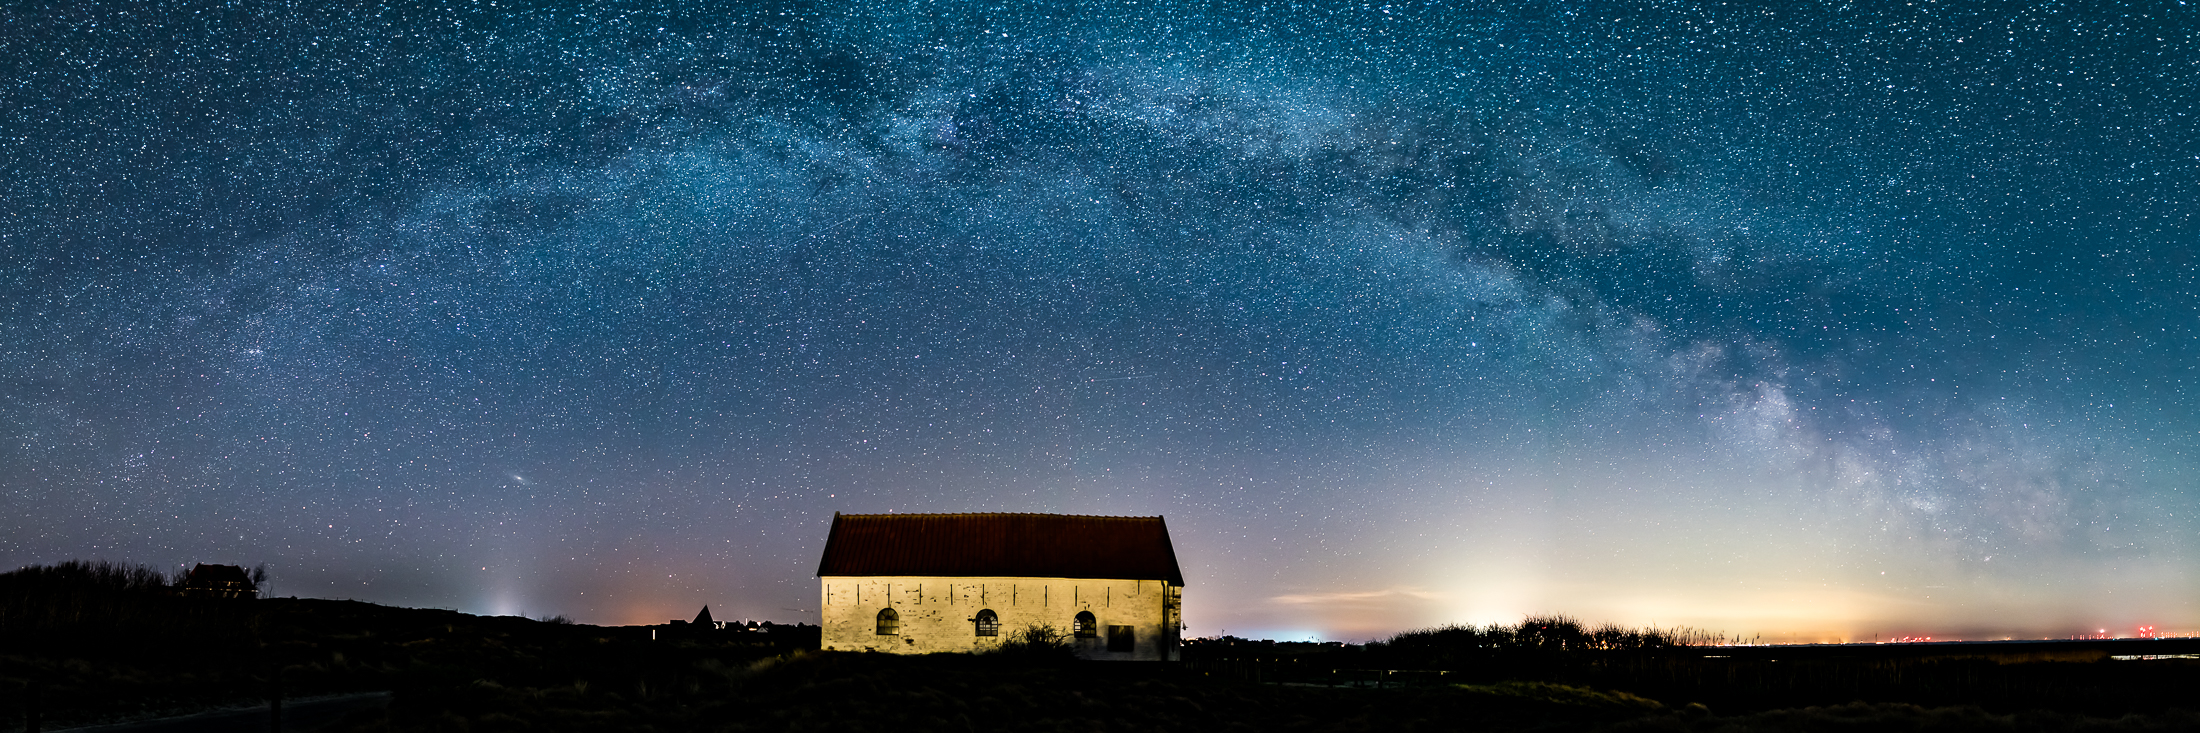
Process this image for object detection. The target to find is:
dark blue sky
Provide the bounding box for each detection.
[4,0,2194,639]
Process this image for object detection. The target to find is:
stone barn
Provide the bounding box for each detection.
[816,512,1184,660]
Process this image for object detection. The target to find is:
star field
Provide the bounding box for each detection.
[3,0,2195,639]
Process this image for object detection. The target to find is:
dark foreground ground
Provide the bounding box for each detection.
[35,653,2200,733]
[320,653,2200,733]
[5,597,2199,732]
[54,693,388,733]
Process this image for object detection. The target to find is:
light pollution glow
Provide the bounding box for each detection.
[3,0,2196,642]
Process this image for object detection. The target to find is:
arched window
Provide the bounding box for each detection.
[973,609,999,637]
[876,607,899,635]
[1073,610,1097,638]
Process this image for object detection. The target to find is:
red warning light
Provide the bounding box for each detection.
[2138,625,2157,639]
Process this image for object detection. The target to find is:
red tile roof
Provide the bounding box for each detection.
[817,513,1184,585]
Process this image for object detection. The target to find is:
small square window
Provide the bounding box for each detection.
[1107,625,1134,653]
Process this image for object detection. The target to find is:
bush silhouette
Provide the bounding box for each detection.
[990,623,1077,662]
[1373,614,1721,671]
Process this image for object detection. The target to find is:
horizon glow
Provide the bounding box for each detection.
[3,0,2195,643]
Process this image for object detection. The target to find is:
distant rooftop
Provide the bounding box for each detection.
[184,563,252,586]
[816,512,1184,585]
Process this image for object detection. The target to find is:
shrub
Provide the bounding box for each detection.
[1372,615,1726,670]
[991,623,1077,662]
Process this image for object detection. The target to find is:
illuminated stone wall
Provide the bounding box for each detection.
[818,575,1181,660]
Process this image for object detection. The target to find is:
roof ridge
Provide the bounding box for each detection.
[818,512,1183,585]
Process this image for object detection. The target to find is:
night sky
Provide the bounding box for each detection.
[4,0,2195,642]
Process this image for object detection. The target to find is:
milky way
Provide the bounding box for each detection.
[4,0,2195,640]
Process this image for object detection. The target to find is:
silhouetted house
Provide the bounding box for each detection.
[816,512,1184,660]
[659,605,721,639]
[176,563,258,599]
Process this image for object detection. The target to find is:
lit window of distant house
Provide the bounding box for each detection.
[876,607,899,635]
[974,609,999,637]
[1073,611,1097,638]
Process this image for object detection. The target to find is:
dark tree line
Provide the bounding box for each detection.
[0,560,271,654]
